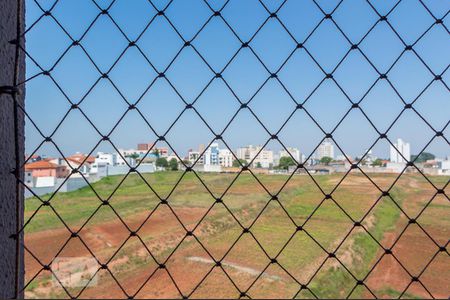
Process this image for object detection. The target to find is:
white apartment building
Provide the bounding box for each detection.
[188,150,204,165]
[439,160,450,171]
[219,149,233,167]
[390,138,411,163]
[116,155,136,167]
[279,147,301,163]
[237,145,274,168]
[202,143,233,167]
[188,144,235,169]
[316,140,335,160]
[95,152,117,166]
[204,143,220,166]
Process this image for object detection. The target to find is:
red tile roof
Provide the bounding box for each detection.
[25,160,59,170]
[67,154,95,164]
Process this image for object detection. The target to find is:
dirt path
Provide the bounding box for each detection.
[187,256,282,282]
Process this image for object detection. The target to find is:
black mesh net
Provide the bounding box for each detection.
[4,0,449,298]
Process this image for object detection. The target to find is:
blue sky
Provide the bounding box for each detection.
[24,0,449,159]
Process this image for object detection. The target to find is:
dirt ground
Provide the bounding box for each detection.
[24,173,449,299]
[366,227,449,299]
[364,177,449,299]
[25,206,204,298]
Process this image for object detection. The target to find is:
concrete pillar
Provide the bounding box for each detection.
[0,0,25,298]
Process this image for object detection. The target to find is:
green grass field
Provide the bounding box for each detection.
[24,172,449,299]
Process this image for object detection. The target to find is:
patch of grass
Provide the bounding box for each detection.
[308,189,404,298]
[24,273,53,296]
[25,278,40,292]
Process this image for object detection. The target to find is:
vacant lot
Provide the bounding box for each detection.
[24,172,449,299]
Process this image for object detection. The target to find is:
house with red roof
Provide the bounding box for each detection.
[61,153,96,176]
[24,160,68,178]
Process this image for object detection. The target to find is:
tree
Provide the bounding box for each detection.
[371,158,383,167]
[277,156,296,170]
[169,158,179,171]
[232,159,247,167]
[255,162,262,168]
[411,152,435,163]
[319,156,333,165]
[155,157,168,169]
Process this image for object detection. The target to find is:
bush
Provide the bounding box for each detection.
[155,157,168,168]
[169,158,179,171]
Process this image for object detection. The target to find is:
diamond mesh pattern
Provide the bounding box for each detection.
[4,0,449,298]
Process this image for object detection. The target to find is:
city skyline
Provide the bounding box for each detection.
[24,138,450,198]
[27,137,449,166]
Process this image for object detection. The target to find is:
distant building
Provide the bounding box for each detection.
[390,138,410,163]
[279,147,301,163]
[93,151,137,168]
[137,143,149,151]
[387,139,410,172]
[237,145,274,168]
[136,143,169,157]
[419,159,450,176]
[188,144,234,170]
[219,148,233,168]
[188,150,203,165]
[116,155,136,167]
[301,154,307,164]
[67,153,95,164]
[254,148,274,169]
[439,160,450,172]
[316,140,334,160]
[204,143,220,166]
[154,147,169,157]
[63,153,96,175]
[95,152,117,166]
[25,160,67,178]
[46,157,63,166]
[202,143,232,167]
[119,148,147,157]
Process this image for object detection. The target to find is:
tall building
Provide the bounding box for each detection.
[236,145,274,168]
[204,143,220,166]
[196,143,234,168]
[188,150,203,165]
[390,138,410,163]
[219,149,233,168]
[316,140,334,160]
